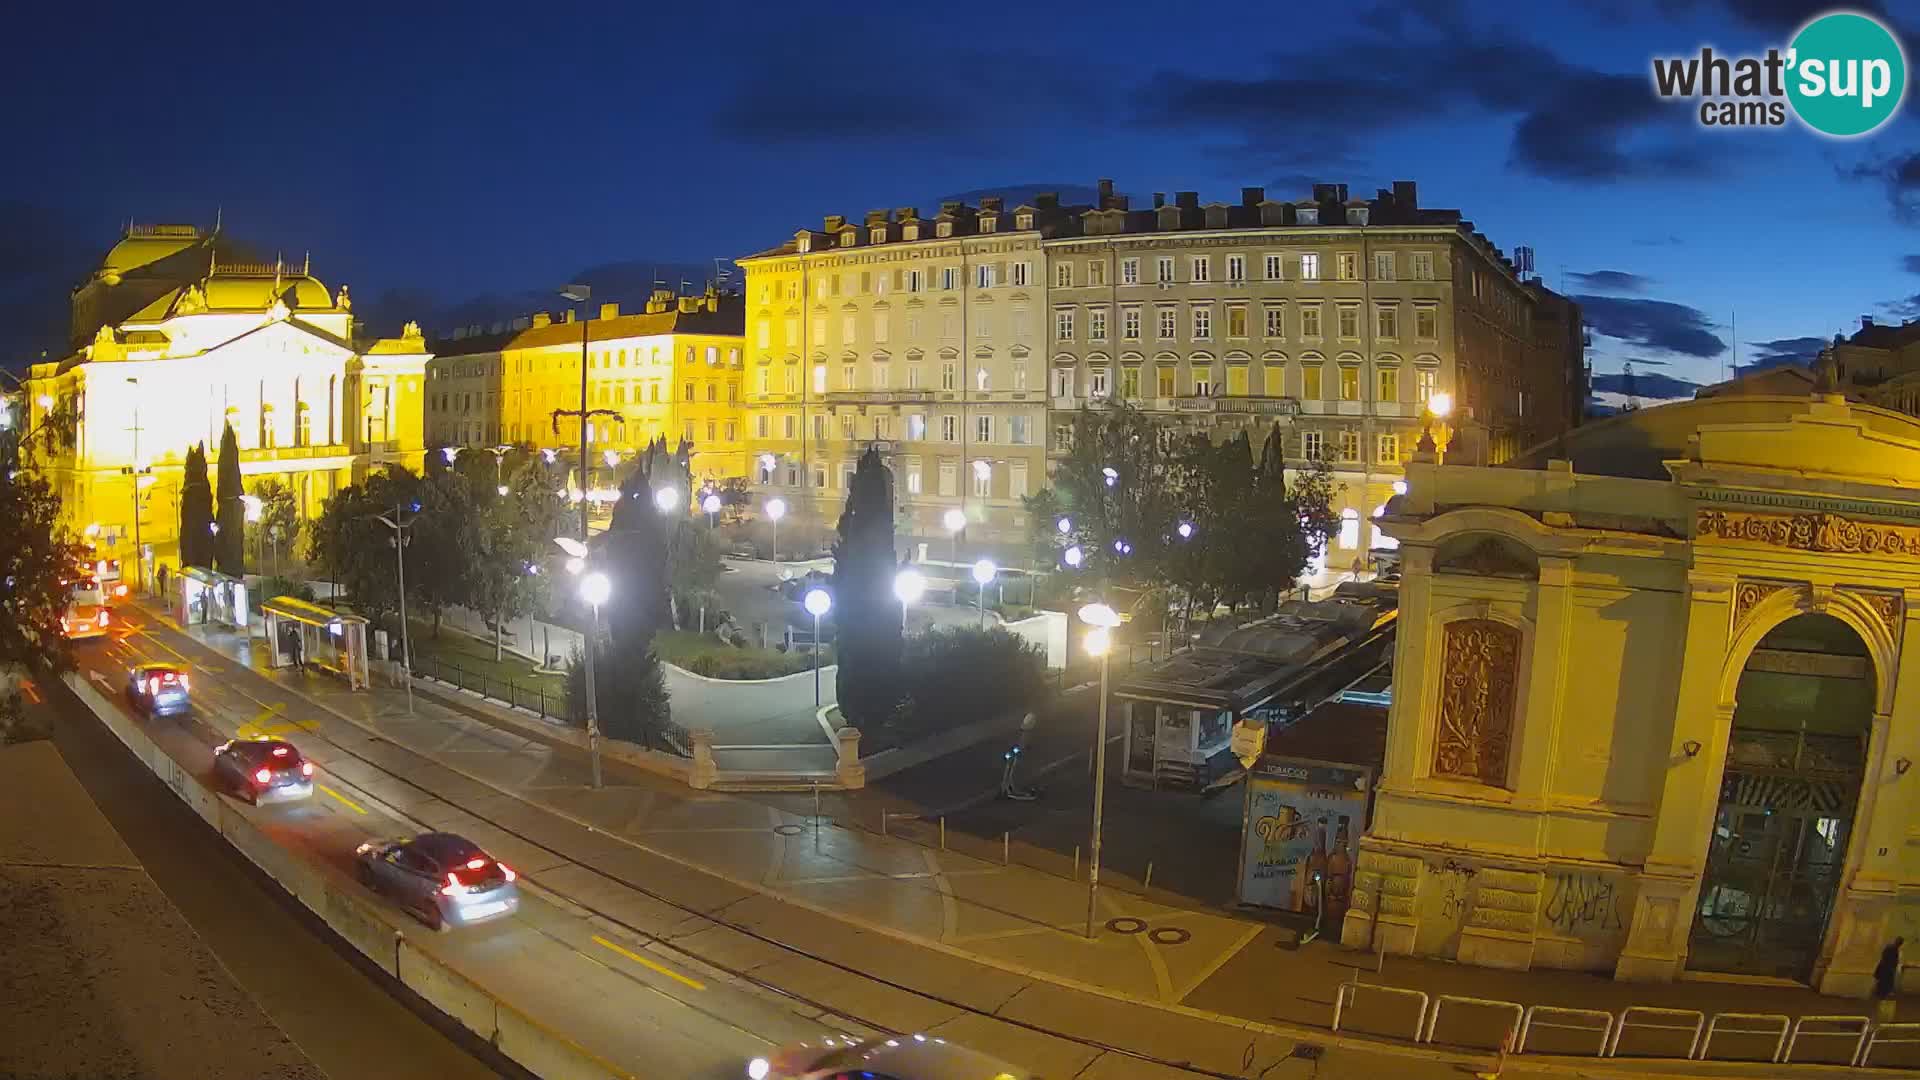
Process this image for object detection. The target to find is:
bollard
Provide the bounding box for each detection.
[1003,831,1010,865]
[881,810,890,837]
[939,816,947,850]
[811,782,821,832]
[1144,861,1154,890]
[1074,844,1081,879]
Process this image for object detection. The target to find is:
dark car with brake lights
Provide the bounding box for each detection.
[126,663,191,716]
[354,832,521,929]
[212,738,315,804]
[748,1033,1031,1079]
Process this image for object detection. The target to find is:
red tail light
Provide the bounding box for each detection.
[500,863,516,882]
[300,762,314,777]
[253,767,271,785]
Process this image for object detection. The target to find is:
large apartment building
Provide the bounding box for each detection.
[426,286,747,487]
[739,180,1584,565]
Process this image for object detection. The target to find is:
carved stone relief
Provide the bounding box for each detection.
[1433,619,1521,787]
[1698,508,1920,557]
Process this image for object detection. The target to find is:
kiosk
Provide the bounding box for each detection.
[261,596,369,690]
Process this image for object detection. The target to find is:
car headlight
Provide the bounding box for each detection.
[746,1059,770,1080]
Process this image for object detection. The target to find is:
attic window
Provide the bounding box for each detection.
[871,227,887,244]
[937,222,953,238]
[840,231,858,248]
[796,235,811,253]
[1298,208,1320,225]
[903,224,919,241]
[1348,207,1370,225]
[980,216,998,234]
[1016,213,1034,230]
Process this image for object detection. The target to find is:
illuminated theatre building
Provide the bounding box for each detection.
[24,224,429,581]
[1343,392,1920,995]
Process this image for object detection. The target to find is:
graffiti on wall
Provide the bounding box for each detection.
[1414,857,1479,957]
[1542,871,1631,941]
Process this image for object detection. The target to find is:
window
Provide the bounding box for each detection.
[1262,362,1284,395]
[685,380,696,401]
[1088,260,1105,286]
[1121,258,1139,285]
[972,462,992,497]
[756,367,770,395]
[1012,261,1031,287]
[976,367,991,392]
[1416,368,1437,404]
[1300,253,1321,281]
[842,364,856,390]
[1156,366,1176,397]
[757,323,771,348]
[1227,366,1249,396]
[938,462,957,496]
[1377,433,1400,463]
[1192,368,1213,396]
[907,413,926,440]
[907,362,923,389]
[756,414,770,438]
[1121,366,1141,399]
[1055,262,1073,287]
[1157,306,1177,340]
[782,367,797,393]
[707,382,718,402]
[1411,252,1435,280]
[1012,361,1028,390]
[1226,255,1245,282]
[1009,415,1031,444]
[1012,308,1029,340]
[907,269,923,293]
[1415,306,1438,340]
[1376,306,1398,340]
[785,415,797,439]
[841,414,854,439]
[812,364,827,393]
[1056,309,1075,341]
[980,216,997,234]
[941,312,957,339]
[707,420,718,442]
[814,464,828,489]
[840,314,855,342]
[814,414,827,441]
[976,414,994,443]
[941,361,957,390]
[1192,307,1212,340]
[1090,368,1110,397]
[1010,462,1029,499]
[1227,306,1248,339]
[873,362,890,390]
[1190,256,1210,283]
[976,312,992,338]
[1378,367,1399,401]
[1303,429,1324,460]
[976,264,996,289]
[1089,308,1107,341]
[684,421,697,442]
[941,266,958,290]
[1374,252,1395,281]
[1264,306,1285,339]
[874,312,889,342]
[1338,508,1360,549]
[1340,366,1360,400]
[1122,307,1141,341]
[941,414,959,442]
[1264,253,1283,281]
[1337,306,1360,339]
[1156,256,1174,283]
[1303,364,1323,400]
[1337,253,1359,280]
[1339,429,1360,462]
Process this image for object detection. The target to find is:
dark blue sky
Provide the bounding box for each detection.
[6,0,1919,385]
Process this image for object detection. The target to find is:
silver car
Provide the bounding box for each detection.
[354,832,521,930]
[213,738,314,804]
[748,1034,1032,1079]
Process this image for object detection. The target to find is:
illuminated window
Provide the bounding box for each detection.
[1340,366,1360,400]
[1337,253,1359,280]
[1417,368,1437,404]
[1300,253,1320,281]
[1121,366,1141,399]
[1156,366,1176,397]
[813,365,827,394]
[1338,508,1360,549]
[1377,433,1399,463]
[1303,364,1323,400]
[1227,366,1248,396]
[1227,306,1248,339]
[1192,368,1213,396]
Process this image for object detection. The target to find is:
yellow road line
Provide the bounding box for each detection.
[318,784,367,814]
[590,934,706,991]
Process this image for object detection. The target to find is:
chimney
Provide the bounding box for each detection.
[895,206,918,220]
[599,302,620,321]
[941,200,963,214]
[1153,192,1165,209]
[1241,186,1265,207]
[1393,180,1418,208]
[1175,190,1200,210]
[561,310,576,324]
[824,214,845,232]
[1097,178,1115,203]
[531,312,552,329]
[981,196,1003,213]
[1036,191,1058,210]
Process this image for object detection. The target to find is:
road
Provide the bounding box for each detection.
[60,611,854,1079]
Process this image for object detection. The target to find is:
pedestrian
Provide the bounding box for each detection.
[1877,936,1905,1023]
[156,564,169,604]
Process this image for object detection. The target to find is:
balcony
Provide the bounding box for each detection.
[1217,396,1304,417]
[1172,396,1218,413]
[239,443,351,464]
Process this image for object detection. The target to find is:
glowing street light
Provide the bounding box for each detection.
[653,485,681,513]
[579,570,611,608]
[765,496,787,564]
[1063,545,1083,568]
[972,558,997,628]
[943,506,967,566]
[1428,391,1454,419]
[1077,600,1123,940]
[36,394,52,409]
[441,447,460,463]
[893,568,925,633]
[1102,466,1118,488]
[239,494,263,523]
[602,449,620,468]
[497,485,510,496]
[803,587,832,706]
[1057,516,1072,535]
[1392,480,1408,496]
[1176,521,1194,540]
[542,448,558,464]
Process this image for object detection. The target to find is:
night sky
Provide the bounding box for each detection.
[6,0,1919,390]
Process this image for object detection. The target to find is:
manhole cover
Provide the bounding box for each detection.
[772,824,803,836]
[1105,917,1148,935]
[1149,927,1192,945]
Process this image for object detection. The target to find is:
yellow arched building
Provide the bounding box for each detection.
[24,223,429,583]
[1347,393,1920,996]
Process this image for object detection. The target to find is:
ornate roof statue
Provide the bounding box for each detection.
[176,283,206,315]
[402,320,423,340]
[336,285,351,311]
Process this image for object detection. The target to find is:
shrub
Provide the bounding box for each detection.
[892,625,1046,737]
[257,575,315,603]
[563,642,672,749]
[653,630,833,680]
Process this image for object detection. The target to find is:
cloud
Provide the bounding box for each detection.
[1884,292,1920,320]
[373,259,726,340]
[1575,294,1727,358]
[1133,12,1713,183]
[1742,335,1826,369]
[1903,255,1920,275]
[1569,270,1654,292]
[1840,150,1920,222]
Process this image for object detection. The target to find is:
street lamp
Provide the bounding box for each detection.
[702,492,721,530]
[803,587,831,707]
[1102,466,1118,488]
[654,485,681,514]
[971,558,996,628]
[893,568,924,634]
[579,570,611,790]
[375,502,424,715]
[1057,516,1072,535]
[1421,391,1455,465]
[1078,601,1122,939]
[1063,545,1083,568]
[766,496,787,564]
[1176,521,1194,540]
[943,507,966,566]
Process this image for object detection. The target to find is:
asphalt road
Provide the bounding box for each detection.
[37,675,516,1080]
[59,613,848,1079]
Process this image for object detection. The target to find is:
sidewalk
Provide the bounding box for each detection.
[154,606,1898,1075]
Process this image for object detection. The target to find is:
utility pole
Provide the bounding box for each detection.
[124,376,146,594]
[556,285,618,787]
[374,504,420,715]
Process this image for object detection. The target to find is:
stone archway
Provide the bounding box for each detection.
[1689,612,1875,980]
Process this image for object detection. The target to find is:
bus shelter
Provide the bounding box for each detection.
[178,567,249,631]
[261,596,369,690]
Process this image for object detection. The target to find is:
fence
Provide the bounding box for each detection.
[410,654,692,757]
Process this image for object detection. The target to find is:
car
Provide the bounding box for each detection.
[353,832,520,930]
[747,1034,1032,1080]
[62,579,112,640]
[126,663,191,717]
[213,738,315,804]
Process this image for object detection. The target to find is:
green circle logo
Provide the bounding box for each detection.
[1787,12,1907,137]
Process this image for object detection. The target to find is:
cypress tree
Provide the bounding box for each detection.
[179,443,213,569]
[832,446,903,726]
[214,423,245,574]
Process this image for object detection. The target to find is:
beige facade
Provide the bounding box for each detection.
[1345,393,1920,997]
[739,199,1061,559]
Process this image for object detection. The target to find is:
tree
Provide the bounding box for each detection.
[469,459,567,661]
[1040,402,1182,587]
[832,446,904,727]
[0,428,87,675]
[668,520,723,631]
[213,423,245,575]
[179,443,213,570]
[246,478,300,575]
[306,466,423,628]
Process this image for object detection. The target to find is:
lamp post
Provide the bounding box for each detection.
[893,568,924,635]
[1078,602,1122,939]
[1421,391,1454,465]
[123,376,147,594]
[804,587,831,707]
[374,502,423,716]
[579,568,611,790]
[971,558,996,628]
[702,492,721,530]
[766,496,786,565]
[653,485,681,514]
[943,507,966,568]
[240,493,263,573]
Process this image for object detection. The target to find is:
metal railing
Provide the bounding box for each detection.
[409,653,692,757]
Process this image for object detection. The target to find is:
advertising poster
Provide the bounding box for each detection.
[1238,756,1372,916]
